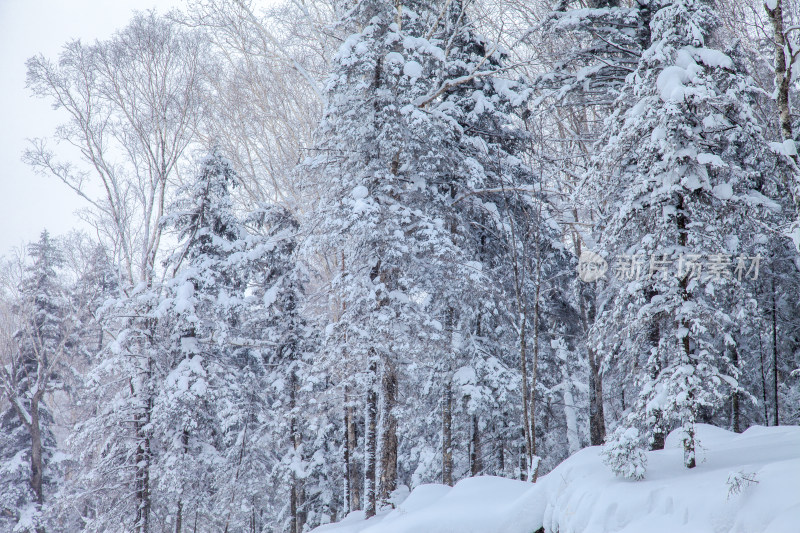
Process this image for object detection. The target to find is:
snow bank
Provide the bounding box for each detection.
[313,424,800,533]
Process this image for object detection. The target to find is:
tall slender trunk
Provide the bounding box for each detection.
[508,199,532,476]
[470,415,482,476]
[518,429,527,480]
[442,306,456,486]
[134,413,152,533]
[28,393,45,533]
[134,352,153,533]
[290,371,306,533]
[676,194,696,469]
[766,0,795,144]
[364,360,378,518]
[175,501,183,533]
[772,278,780,426]
[379,362,398,504]
[573,228,605,445]
[758,333,771,424]
[649,317,665,451]
[442,380,453,486]
[345,390,361,513]
[496,418,505,475]
[730,343,741,433]
[529,255,542,482]
[175,428,188,533]
[587,346,606,445]
[29,396,44,507]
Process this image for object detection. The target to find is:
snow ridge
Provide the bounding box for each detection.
[313,425,800,533]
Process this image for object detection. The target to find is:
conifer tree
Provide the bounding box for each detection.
[0,231,69,532]
[592,0,792,474]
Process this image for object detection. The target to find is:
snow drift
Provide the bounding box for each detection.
[312,424,800,533]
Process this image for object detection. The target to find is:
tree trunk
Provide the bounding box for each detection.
[731,344,741,433]
[587,347,606,445]
[470,415,482,476]
[175,500,182,533]
[574,232,606,445]
[772,278,780,426]
[442,380,453,486]
[175,427,188,533]
[379,361,398,505]
[529,261,542,482]
[759,333,771,424]
[290,371,306,533]
[517,317,532,480]
[134,411,152,533]
[496,420,505,475]
[677,193,696,469]
[28,396,44,508]
[345,390,361,513]
[649,321,665,451]
[364,360,378,518]
[133,358,153,533]
[766,0,795,144]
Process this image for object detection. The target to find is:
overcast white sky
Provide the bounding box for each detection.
[0,0,183,256]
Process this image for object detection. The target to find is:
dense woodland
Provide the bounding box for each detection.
[1,0,799,531]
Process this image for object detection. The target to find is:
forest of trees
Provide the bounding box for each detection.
[1,0,799,531]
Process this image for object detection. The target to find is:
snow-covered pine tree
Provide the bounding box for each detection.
[300,0,494,514]
[245,203,321,531]
[64,277,166,532]
[591,0,791,474]
[0,231,69,532]
[154,148,253,531]
[302,0,573,499]
[440,21,581,478]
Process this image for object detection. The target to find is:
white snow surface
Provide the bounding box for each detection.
[403,60,423,78]
[313,424,800,533]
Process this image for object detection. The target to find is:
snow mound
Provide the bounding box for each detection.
[313,424,800,533]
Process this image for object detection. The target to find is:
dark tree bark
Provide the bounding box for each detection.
[574,232,606,445]
[470,415,482,476]
[772,278,780,426]
[364,360,378,518]
[133,352,154,533]
[379,361,398,504]
[730,344,741,433]
[677,193,696,469]
[648,314,665,451]
[345,390,361,513]
[442,380,453,486]
[290,370,301,533]
[175,500,182,533]
[759,333,771,425]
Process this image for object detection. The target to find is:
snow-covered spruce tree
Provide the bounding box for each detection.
[46,240,120,531]
[301,0,573,503]
[154,148,255,531]
[62,154,243,533]
[244,203,321,531]
[0,231,69,532]
[64,278,166,532]
[299,0,472,513]
[426,1,579,481]
[591,0,791,474]
[157,150,321,532]
[301,0,523,512]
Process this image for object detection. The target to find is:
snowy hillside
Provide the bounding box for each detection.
[313,425,800,533]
